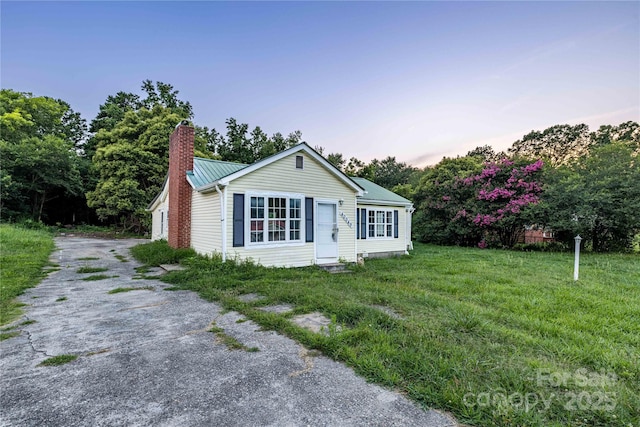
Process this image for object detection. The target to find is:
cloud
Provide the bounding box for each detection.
[490,39,577,80]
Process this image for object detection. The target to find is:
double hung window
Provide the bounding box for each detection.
[368,209,393,238]
[249,195,302,244]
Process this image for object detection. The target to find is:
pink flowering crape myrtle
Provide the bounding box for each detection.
[455,158,544,246]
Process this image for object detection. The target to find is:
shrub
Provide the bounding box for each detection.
[129,240,196,266]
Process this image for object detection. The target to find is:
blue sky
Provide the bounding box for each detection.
[2,1,638,166]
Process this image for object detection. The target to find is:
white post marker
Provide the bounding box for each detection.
[574,235,582,281]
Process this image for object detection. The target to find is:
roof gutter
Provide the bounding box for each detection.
[196,180,222,193]
[356,199,413,207]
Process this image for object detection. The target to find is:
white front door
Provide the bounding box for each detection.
[316,202,338,262]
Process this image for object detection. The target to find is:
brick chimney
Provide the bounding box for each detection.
[168,122,194,249]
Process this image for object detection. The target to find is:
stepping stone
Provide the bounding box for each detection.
[237,293,265,303]
[159,264,186,272]
[370,305,405,320]
[140,267,166,277]
[318,263,351,273]
[291,312,342,335]
[259,304,294,314]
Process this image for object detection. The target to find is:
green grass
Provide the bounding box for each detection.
[55,224,143,239]
[129,239,195,266]
[107,286,154,294]
[0,225,55,325]
[0,331,20,341]
[132,240,640,427]
[81,274,113,281]
[209,324,259,352]
[0,319,38,341]
[76,266,108,274]
[55,296,67,302]
[38,354,78,366]
[114,254,129,262]
[77,257,99,261]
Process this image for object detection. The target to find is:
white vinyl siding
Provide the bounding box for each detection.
[150,196,168,241]
[191,190,222,255]
[225,153,357,267]
[357,204,409,255]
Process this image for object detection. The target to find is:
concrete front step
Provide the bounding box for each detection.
[318,263,351,273]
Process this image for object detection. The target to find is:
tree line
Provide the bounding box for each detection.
[1,81,638,251]
[410,122,640,252]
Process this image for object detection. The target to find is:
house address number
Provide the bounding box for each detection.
[339,211,353,228]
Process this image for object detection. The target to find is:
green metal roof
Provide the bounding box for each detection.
[187,157,248,188]
[351,177,412,206]
[185,157,409,206]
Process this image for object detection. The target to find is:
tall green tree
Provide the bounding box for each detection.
[509,124,591,166]
[412,156,484,245]
[413,155,544,248]
[0,89,86,222]
[326,153,346,170]
[466,144,500,162]
[84,80,199,230]
[541,141,640,251]
[215,118,304,164]
[85,80,193,159]
[590,121,639,151]
[86,106,184,231]
[364,156,418,189]
[344,157,366,176]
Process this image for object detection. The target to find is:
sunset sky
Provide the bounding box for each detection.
[2,1,638,166]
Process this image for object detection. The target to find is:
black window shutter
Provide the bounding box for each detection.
[394,210,399,239]
[305,197,314,242]
[356,208,360,239]
[360,208,367,240]
[233,194,244,247]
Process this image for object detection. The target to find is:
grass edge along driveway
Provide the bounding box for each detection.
[132,240,639,427]
[0,225,55,326]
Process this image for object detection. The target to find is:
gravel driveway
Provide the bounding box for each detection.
[0,237,457,427]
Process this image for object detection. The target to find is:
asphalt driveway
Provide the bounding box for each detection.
[0,236,457,427]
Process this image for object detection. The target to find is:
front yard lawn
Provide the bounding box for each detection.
[133,241,639,427]
[0,225,55,325]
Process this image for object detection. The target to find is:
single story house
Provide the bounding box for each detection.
[148,122,414,267]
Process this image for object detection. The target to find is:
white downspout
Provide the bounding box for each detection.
[215,185,226,262]
[407,206,415,251]
[404,207,408,254]
[353,197,358,262]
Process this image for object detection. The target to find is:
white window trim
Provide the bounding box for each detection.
[245,191,306,249]
[367,208,395,240]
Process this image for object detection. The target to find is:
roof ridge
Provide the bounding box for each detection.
[194,157,249,167]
